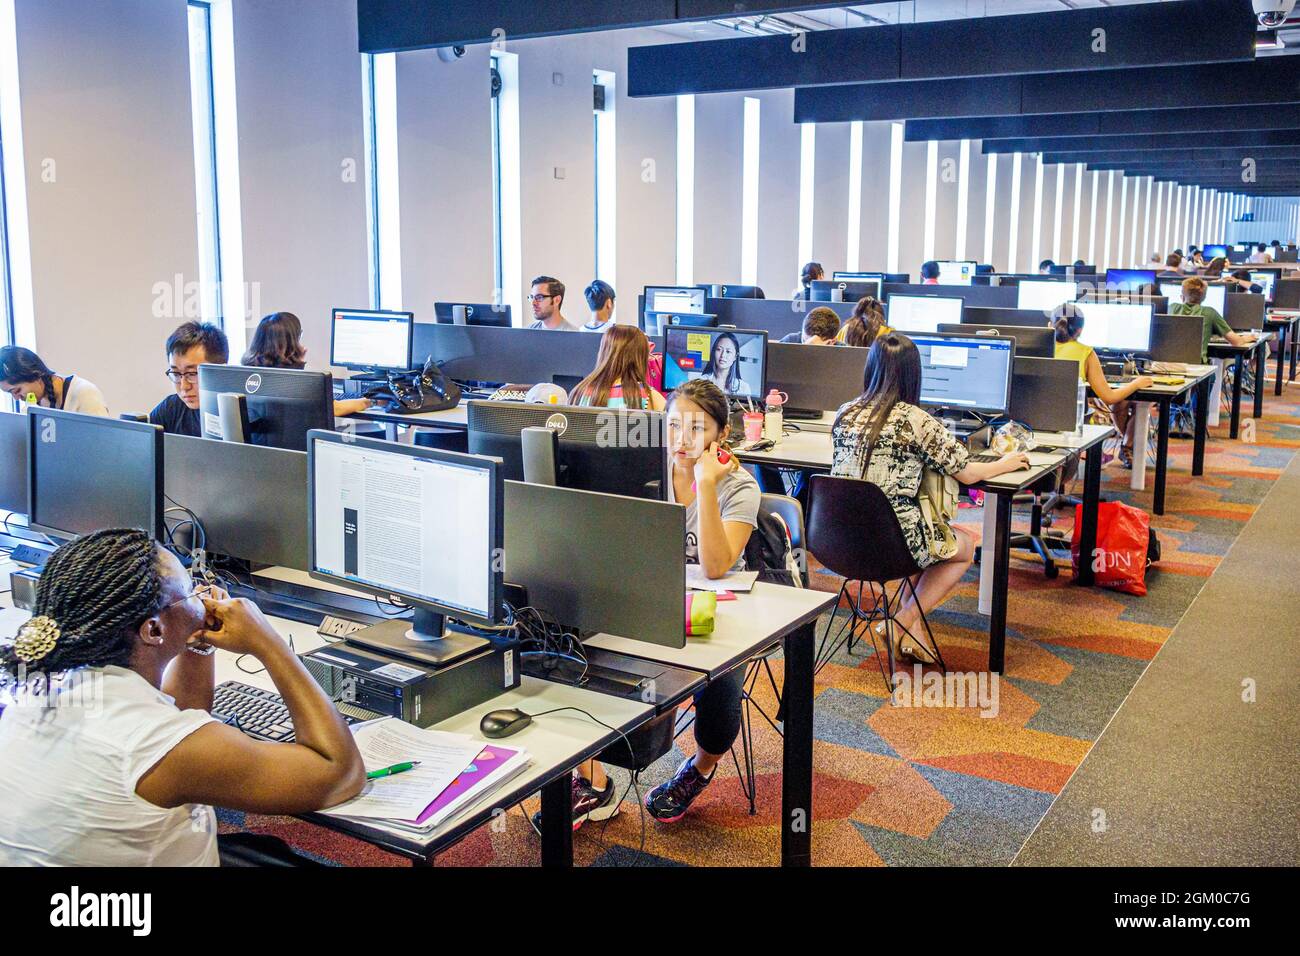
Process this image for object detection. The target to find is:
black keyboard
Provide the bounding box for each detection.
[212,680,367,742]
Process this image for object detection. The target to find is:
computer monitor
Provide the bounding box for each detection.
[1,410,29,515]
[909,332,1016,417]
[198,364,334,453]
[307,429,504,659]
[1069,301,1154,353]
[1249,271,1277,303]
[1203,244,1230,260]
[1049,263,1097,276]
[1159,282,1226,316]
[809,279,879,303]
[466,401,667,500]
[707,284,764,299]
[433,302,513,327]
[1017,279,1078,313]
[330,308,413,373]
[1106,269,1157,293]
[937,261,977,286]
[645,311,718,335]
[644,286,706,315]
[662,326,767,401]
[832,271,884,283]
[886,294,964,334]
[938,322,1054,358]
[27,408,164,541]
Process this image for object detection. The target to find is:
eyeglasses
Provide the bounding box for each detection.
[159,582,221,614]
[529,293,558,303]
[165,369,200,384]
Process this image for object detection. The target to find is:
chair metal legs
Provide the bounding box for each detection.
[814,579,886,675]
[865,575,946,705]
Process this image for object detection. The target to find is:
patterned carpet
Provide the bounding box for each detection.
[222,380,1300,867]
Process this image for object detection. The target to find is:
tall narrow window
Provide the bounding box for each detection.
[1071,163,1083,262]
[1088,170,1099,265]
[845,122,863,272]
[0,0,22,353]
[1051,161,1064,263]
[675,94,694,287]
[1007,152,1023,272]
[0,103,12,350]
[923,140,938,261]
[1115,175,1128,267]
[1102,171,1115,269]
[797,122,815,270]
[593,70,616,288]
[1028,154,1043,269]
[490,58,504,302]
[983,152,997,267]
[887,122,904,274]
[362,52,401,311]
[187,2,222,326]
[954,138,970,262]
[740,97,760,286]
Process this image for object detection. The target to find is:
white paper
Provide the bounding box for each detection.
[686,565,759,593]
[322,718,482,822]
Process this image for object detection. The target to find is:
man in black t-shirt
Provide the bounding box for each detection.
[149,322,230,436]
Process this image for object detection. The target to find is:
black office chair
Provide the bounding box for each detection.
[806,475,945,696]
[1008,470,1076,579]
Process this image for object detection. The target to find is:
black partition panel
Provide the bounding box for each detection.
[163,434,308,570]
[963,307,1055,327]
[882,283,1019,309]
[703,298,856,338]
[411,323,632,384]
[0,411,27,515]
[1150,314,1205,365]
[1010,357,1079,433]
[767,342,868,412]
[1223,292,1266,332]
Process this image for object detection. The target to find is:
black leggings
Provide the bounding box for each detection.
[691,668,746,756]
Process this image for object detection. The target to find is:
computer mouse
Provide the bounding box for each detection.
[480,708,533,738]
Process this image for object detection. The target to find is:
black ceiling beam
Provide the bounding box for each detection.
[1044,147,1300,164]
[356,0,876,53]
[986,130,1300,154]
[905,104,1300,143]
[627,0,1254,97]
[796,51,1300,122]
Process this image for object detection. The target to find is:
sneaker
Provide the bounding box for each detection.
[645,758,714,823]
[530,775,620,833]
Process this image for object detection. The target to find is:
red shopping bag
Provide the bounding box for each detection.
[1070,501,1152,596]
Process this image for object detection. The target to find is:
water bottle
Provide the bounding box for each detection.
[1075,380,1087,436]
[764,389,787,442]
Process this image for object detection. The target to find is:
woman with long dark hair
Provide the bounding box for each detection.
[569,325,665,410]
[0,346,109,415]
[243,312,374,417]
[831,334,1028,662]
[699,331,751,397]
[838,295,889,347]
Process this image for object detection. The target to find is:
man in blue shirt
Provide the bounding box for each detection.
[148,322,229,436]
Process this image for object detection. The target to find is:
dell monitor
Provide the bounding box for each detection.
[1160,282,1226,317]
[198,364,334,453]
[1249,271,1277,303]
[937,260,977,286]
[910,332,1016,417]
[809,279,879,303]
[886,294,964,334]
[1017,279,1078,313]
[307,429,504,664]
[330,308,413,373]
[433,302,513,328]
[1068,301,1154,354]
[466,401,667,500]
[645,311,719,335]
[644,286,706,315]
[1105,268,1158,293]
[27,408,164,541]
[662,326,767,401]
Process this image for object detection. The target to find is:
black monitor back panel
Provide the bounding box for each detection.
[1009,357,1079,433]
[1223,292,1266,332]
[1149,314,1205,365]
[766,341,868,412]
[0,410,27,515]
[411,323,660,385]
[881,283,1019,309]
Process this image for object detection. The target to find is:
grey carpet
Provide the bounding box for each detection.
[1013,450,1300,866]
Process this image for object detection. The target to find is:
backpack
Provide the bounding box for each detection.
[744,509,805,588]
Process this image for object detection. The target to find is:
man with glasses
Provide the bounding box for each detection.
[526,275,578,331]
[148,322,230,436]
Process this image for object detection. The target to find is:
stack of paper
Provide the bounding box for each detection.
[321,718,530,835]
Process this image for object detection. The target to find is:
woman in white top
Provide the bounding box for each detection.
[0,346,109,415]
[0,528,365,866]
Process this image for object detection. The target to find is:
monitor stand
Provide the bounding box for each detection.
[345,608,489,669]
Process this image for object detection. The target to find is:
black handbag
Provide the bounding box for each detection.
[367,357,462,414]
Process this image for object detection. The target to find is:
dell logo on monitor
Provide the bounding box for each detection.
[244,374,262,394]
[545,413,568,435]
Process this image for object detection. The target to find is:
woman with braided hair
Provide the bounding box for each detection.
[0,528,365,866]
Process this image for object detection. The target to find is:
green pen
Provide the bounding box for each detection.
[366,761,420,780]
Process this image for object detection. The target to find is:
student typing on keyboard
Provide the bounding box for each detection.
[0,529,364,866]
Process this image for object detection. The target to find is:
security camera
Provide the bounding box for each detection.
[1254,0,1295,28]
[436,45,466,63]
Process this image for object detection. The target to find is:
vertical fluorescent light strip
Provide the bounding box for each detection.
[740,96,760,286]
[186,3,221,329]
[1071,162,1083,262]
[495,51,522,323]
[1101,170,1114,268]
[1088,170,1099,265]
[675,94,695,287]
[1152,179,1163,257]
[1116,175,1128,266]
[1008,152,1023,272]
[1052,162,1064,262]
[845,121,863,271]
[887,122,904,274]
[983,152,998,266]
[368,52,402,312]
[797,122,816,270]
[1029,154,1044,269]
[1142,176,1153,263]
[206,0,246,357]
[593,69,616,291]
[0,0,34,347]
[954,138,970,262]
[923,140,939,261]
[1129,176,1141,266]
